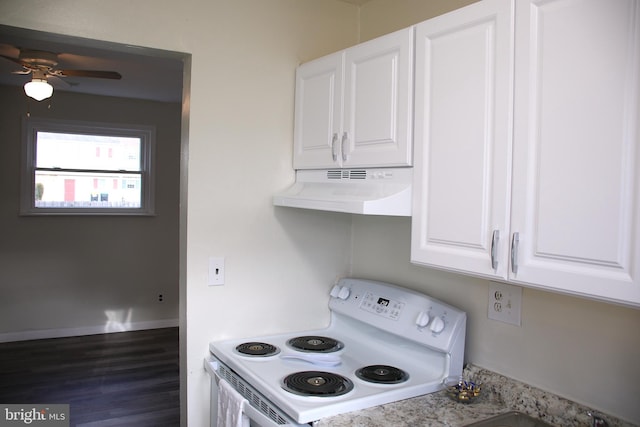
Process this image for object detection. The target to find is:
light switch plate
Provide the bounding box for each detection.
[488,281,522,326]
[208,257,225,286]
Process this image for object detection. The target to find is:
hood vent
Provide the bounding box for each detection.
[273,168,412,216]
[327,169,367,180]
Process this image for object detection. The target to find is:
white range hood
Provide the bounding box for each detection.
[273,168,412,216]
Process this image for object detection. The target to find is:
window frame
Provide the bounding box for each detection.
[20,117,156,216]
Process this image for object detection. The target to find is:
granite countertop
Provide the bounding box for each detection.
[316,365,636,427]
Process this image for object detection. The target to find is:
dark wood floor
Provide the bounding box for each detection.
[0,327,180,427]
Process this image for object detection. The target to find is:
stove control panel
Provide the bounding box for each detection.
[360,292,405,320]
[329,278,466,353]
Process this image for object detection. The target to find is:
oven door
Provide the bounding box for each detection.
[204,357,309,427]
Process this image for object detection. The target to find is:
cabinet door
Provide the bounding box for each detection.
[411,0,514,278]
[293,52,343,169]
[510,0,640,305]
[342,27,414,167]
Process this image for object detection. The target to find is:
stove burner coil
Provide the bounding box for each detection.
[235,342,279,356]
[282,371,354,397]
[286,336,344,353]
[355,365,409,384]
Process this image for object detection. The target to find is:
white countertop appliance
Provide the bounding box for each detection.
[204,278,467,426]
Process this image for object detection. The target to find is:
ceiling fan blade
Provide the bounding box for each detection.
[58,69,122,79]
[0,53,27,67]
[47,75,73,88]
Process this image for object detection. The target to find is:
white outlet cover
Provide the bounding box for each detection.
[488,281,522,326]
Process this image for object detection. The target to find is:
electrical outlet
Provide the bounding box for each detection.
[158,293,164,302]
[208,257,225,286]
[488,281,522,326]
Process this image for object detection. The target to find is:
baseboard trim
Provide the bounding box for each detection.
[0,319,179,343]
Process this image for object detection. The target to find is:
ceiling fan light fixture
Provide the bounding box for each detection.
[24,78,54,101]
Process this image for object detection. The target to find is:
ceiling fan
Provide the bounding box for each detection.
[0,48,122,101]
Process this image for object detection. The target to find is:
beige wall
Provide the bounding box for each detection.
[179,3,357,425]
[0,85,181,339]
[358,0,480,41]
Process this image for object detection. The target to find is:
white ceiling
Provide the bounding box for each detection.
[0,25,185,103]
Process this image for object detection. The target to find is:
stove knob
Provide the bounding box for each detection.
[330,285,341,298]
[416,311,430,328]
[337,286,350,300]
[429,316,446,334]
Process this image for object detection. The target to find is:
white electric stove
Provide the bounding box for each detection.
[205,278,467,426]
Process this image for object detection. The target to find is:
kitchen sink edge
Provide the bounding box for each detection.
[465,411,555,427]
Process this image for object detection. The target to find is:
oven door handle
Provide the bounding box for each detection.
[204,357,220,382]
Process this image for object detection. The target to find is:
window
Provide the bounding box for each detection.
[21,117,155,215]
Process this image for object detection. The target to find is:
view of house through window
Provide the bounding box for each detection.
[22,118,155,215]
[36,132,142,208]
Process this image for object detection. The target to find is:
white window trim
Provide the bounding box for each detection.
[20,117,156,216]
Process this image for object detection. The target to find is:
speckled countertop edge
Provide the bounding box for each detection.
[316,364,638,427]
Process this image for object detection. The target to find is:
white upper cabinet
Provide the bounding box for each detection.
[293,27,414,169]
[412,0,640,307]
[411,0,514,280]
[509,0,640,305]
[293,52,343,169]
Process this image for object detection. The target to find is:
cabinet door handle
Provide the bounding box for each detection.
[341,132,348,162]
[331,133,338,161]
[511,232,519,274]
[490,230,499,271]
